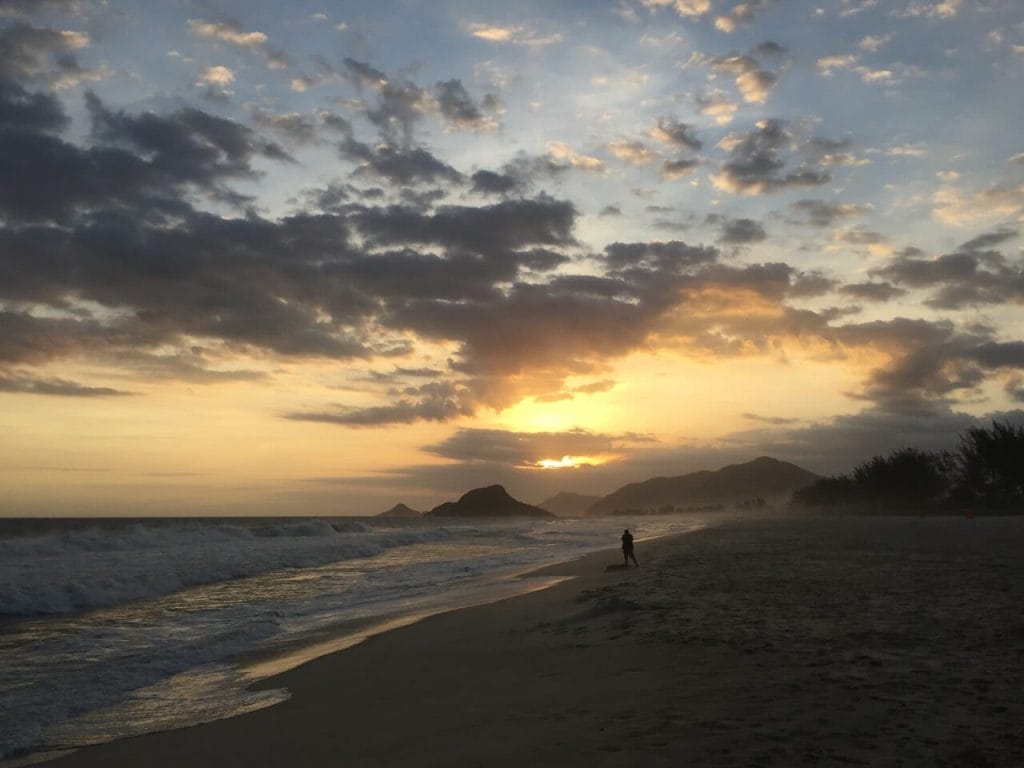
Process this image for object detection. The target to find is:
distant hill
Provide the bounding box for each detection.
[537,491,602,517]
[378,503,422,518]
[586,457,819,515]
[426,485,555,518]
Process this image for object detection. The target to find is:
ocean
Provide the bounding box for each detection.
[0,513,705,763]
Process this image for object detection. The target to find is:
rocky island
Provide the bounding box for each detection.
[425,485,554,518]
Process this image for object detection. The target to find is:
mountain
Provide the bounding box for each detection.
[537,491,602,517]
[378,503,422,518]
[585,457,819,515]
[425,485,555,518]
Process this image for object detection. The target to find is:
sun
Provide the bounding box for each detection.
[533,455,600,469]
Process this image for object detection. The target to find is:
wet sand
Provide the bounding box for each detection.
[46,515,1024,767]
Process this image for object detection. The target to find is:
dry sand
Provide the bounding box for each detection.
[46,515,1024,767]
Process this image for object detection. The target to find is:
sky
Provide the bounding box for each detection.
[1,0,1023,516]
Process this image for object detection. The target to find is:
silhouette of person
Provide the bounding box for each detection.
[621,529,638,567]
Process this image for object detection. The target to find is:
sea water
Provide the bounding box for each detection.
[0,513,704,763]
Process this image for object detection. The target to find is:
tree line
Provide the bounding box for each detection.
[793,420,1024,514]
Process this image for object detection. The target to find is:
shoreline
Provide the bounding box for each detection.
[39,516,1024,766]
[8,524,704,767]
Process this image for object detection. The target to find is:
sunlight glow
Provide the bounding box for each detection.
[533,455,600,469]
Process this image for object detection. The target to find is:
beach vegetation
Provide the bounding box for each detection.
[949,421,1024,511]
[793,420,1024,514]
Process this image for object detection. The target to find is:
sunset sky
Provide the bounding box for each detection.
[2,0,1023,515]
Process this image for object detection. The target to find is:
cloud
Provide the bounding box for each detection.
[708,44,787,104]
[830,316,1024,412]
[895,0,963,19]
[0,77,68,132]
[287,380,475,426]
[188,19,287,70]
[839,282,906,302]
[695,89,738,125]
[607,139,656,166]
[0,371,132,397]
[469,150,596,197]
[339,137,463,186]
[816,54,857,76]
[859,33,892,51]
[661,158,700,179]
[422,427,649,465]
[252,110,318,145]
[465,23,563,48]
[433,79,500,131]
[715,0,779,33]
[742,412,799,425]
[711,119,832,195]
[342,58,428,146]
[708,214,767,243]
[547,141,604,171]
[649,117,702,150]
[886,143,926,157]
[641,0,712,17]
[870,228,1024,308]
[0,93,291,225]
[931,182,1024,227]
[197,65,234,86]
[350,195,577,255]
[0,20,105,89]
[788,199,871,227]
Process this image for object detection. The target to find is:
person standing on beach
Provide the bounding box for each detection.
[621,529,638,567]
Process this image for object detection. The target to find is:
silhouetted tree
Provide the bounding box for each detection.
[950,420,1024,510]
[850,448,950,508]
[793,448,948,511]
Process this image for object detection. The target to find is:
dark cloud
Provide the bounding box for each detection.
[0,21,94,87]
[0,371,132,396]
[299,181,351,212]
[651,116,702,150]
[0,0,79,16]
[839,228,887,245]
[1007,377,1024,403]
[788,199,870,227]
[870,228,1023,308]
[87,93,291,182]
[839,282,906,301]
[598,205,621,217]
[423,427,652,465]
[603,240,718,272]
[433,79,498,130]
[286,380,474,426]
[831,318,1024,413]
[339,136,462,186]
[252,110,318,145]
[342,57,427,146]
[661,157,699,179]
[470,169,519,196]
[0,92,290,223]
[351,195,577,254]
[320,111,353,136]
[708,215,767,244]
[713,119,831,194]
[0,77,67,132]
[469,152,573,197]
[742,412,799,425]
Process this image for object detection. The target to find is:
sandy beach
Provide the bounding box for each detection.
[44,515,1024,767]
